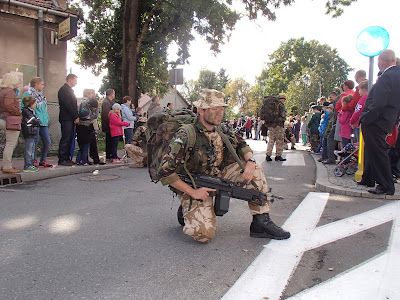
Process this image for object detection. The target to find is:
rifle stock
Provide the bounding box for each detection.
[180,174,283,216]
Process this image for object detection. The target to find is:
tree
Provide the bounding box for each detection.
[180,68,230,104]
[217,68,229,91]
[255,38,352,112]
[72,1,357,106]
[197,69,219,90]
[223,77,261,116]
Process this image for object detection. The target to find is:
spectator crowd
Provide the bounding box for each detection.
[1,49,399,197]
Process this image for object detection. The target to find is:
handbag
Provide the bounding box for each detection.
[386,125,399,147]
[5,115,21,131]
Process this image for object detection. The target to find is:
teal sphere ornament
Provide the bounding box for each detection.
[356,26,390,57]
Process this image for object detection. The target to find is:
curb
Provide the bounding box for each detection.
[19,162,136,183]
[311,153,400,200]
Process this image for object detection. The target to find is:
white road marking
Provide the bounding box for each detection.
[288,206,400,300]
[221,193,400,300]
[282,153,305,166]
[221,192,329,300]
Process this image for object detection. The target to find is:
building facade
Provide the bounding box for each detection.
[0,0,78,152]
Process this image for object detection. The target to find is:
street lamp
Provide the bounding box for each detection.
[318,78,324,98]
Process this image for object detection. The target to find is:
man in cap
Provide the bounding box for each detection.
[158,89,290,243]
[307,105,322,153]
[265,94,287,162]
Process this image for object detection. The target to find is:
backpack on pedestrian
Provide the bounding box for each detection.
[146,109,197,182]
[260,96,281,126]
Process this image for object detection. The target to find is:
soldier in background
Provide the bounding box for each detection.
[265,94,287,162]
[125,116,148,167]
[147,96,162,117]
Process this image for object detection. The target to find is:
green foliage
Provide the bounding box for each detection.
[180,68,230,104]
[325,0,358,17]
[71,1,356,102]
[255,38,352,113]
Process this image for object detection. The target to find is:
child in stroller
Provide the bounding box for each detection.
[333,142,359,176]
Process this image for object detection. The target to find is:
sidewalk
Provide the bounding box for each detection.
[0,149,139,186]
[311,151,400,200]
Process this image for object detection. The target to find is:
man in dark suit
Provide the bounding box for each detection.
[360,49,400,195]
[57,74,79,166]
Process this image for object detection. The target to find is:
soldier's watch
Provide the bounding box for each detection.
[247,157,256,163]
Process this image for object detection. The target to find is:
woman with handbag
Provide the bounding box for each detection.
[0,72,22,173]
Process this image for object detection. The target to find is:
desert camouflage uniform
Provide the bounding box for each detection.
[125,124,147,165]
[266,126,285,156]
[265,100,286,157]
[159,119,270,243]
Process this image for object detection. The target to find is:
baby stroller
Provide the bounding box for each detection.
[333,143,359,177]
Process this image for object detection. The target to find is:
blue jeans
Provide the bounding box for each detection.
[124,128,133,144]
[316,136,323,153]
[24,137,36,169]
[111,136,121,159]
[35,126,51,163]
[76,143,90,164]
[70,129,76,161]
[245,128,251,139]
[58,121,74,163]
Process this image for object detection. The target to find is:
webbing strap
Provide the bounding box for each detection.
[215,126,259,190]
[182,124,197,211]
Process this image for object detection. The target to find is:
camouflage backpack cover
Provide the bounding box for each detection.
[260,96,282,126]
[146,109,197,182]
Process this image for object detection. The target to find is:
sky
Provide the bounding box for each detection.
[67,0,400,97]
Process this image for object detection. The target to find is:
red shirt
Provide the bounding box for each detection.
[342,87,361,112]
[245,119,252,129]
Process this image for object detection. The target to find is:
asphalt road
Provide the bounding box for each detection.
[0,140,394,300]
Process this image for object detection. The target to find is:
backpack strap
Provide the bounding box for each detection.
[215,126,259,191]
[181,123,197,210]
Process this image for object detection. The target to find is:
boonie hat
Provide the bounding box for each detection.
[278,94,286,100]
[193,89,228,109]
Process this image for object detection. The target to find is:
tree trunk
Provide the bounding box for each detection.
[122,0,140,107]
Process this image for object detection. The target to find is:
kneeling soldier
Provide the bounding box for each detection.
[158,89,290,243]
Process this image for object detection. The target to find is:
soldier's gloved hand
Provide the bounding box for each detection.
[190,187,216,202]
[241,161,256,184]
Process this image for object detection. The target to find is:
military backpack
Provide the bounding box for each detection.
[146,109,197,182]
[260,96,282,126]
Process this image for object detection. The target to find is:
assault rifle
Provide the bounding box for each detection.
[180,174,283,216]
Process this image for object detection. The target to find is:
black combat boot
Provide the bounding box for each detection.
[275,156,287,161]
[266,155,272,161]
[250,214,290,239]
[177,205,185,226]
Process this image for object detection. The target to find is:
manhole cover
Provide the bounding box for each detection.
[79,174,120,181]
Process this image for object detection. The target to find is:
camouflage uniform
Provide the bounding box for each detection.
[125,124,147,165]
[159,119,270,243]
[266,126,285,156]
[264,97,286,157]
